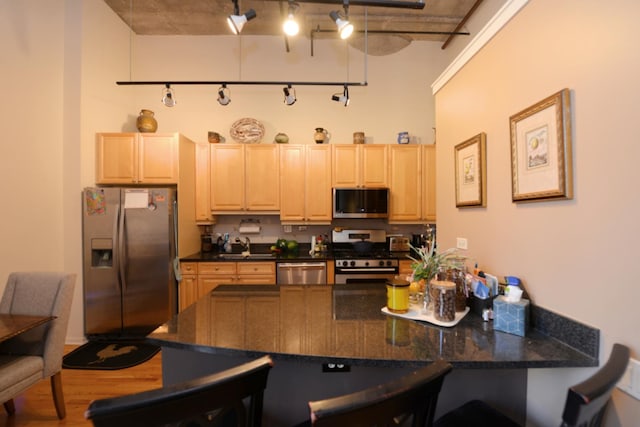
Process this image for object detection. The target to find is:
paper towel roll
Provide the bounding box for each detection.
[239,225,261,234]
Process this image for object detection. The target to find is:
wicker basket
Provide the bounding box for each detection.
[230,118,265,143]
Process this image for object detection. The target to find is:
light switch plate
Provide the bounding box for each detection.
[456,237,468,250]
[618,357,640,400]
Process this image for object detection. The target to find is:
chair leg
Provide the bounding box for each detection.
[50,371,66,419]
[3,399,15,416]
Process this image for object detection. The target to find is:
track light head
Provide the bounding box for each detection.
[217,85,231,106]
[227,3,256,35]
[283,85,296,106]
[161,84,176,107]
[331,85,350,106]
[283,2,300,36]
[329,10,353,39]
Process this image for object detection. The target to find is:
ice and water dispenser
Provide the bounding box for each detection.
[91,238,113,267]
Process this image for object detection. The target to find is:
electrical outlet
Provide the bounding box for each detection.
[283,225,292,233]
[618,357,640,400]
[298,225,307,231]
[456,237,468,250]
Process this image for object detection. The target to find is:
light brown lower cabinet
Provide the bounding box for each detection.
[178,261,276,311]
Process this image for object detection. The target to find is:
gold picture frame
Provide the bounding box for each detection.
[455,132,487,208]
[510,89,573,202]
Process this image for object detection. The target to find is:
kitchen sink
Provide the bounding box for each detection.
[217,253,275,260]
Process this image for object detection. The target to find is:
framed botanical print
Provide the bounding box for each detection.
[455,132,486,208]
[510,89,573,202]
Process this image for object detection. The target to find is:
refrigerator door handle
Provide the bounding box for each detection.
[118,203,127,291]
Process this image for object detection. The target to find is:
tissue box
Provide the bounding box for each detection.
[493,295,529,337]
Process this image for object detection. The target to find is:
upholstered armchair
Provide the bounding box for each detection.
[0,272,76,419]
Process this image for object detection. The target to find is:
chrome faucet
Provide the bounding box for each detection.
[235,237,250,253]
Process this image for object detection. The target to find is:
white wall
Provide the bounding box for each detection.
[434,0,640,425]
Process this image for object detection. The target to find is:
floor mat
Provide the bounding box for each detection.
[63,340,160,370]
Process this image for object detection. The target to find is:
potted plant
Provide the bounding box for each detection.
[408,242,461,306]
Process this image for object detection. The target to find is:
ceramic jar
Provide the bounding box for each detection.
[136,109,158,133]
[397,131,409,144]
[353,132,365,144]
[274,133,289,143]
[314,128,330,144]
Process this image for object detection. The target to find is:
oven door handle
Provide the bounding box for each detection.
[336,268,398,273]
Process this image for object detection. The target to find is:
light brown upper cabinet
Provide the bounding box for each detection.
[95,132,200,256]
[96,133,183,184]
[332,144,388,188]
[388,145,422,222]
[280,144,332,224]
[194,143,214,224]
[210,144,280,213]
[422,145,436,222]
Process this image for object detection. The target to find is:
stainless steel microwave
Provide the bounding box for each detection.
[332,188,389,219]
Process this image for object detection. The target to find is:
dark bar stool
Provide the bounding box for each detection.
[85,355,273,427]
[434,343,630,427]
[298,359,452,427]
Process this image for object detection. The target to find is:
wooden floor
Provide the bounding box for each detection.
[1,344,163,426]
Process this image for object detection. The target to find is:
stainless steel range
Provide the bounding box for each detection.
[332,229,399,284]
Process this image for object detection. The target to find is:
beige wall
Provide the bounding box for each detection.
[124,33,448,146]
[2,0,458,342]
[434,0,640,425]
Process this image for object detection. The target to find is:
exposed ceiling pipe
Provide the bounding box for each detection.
[441,0,483,49]
[265,0,425,9]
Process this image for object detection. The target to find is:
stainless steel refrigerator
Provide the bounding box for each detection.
[82,187,177,338]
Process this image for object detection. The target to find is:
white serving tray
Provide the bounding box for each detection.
[381,304,470,328]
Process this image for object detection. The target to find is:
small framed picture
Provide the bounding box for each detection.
[455,132,487,208]
[510,89,573,202]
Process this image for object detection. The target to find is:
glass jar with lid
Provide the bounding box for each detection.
[431,280,456,322]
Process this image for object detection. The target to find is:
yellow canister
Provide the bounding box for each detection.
[386,276,410,313]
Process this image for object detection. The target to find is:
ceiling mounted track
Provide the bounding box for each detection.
[116,81,366,87]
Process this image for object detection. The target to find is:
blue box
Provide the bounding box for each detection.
[493,295,529,337]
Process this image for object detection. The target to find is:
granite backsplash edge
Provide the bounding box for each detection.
[530,305,600,359]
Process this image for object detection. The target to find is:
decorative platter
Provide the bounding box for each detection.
[230,117,265,143]
[381,305,470,328]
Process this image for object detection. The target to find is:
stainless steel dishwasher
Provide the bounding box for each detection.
[276,262,327,285]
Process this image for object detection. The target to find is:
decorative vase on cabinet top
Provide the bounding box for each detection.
[314,127,330,144]
[136,109,158,133]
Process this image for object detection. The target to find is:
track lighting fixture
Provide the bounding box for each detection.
[283,85,296,105]
[329,8,353,39]
[161,84,176,107]
[331,85,350,106]
[283,2,300,36]
[217,84,231,106]
[227,0,256,35]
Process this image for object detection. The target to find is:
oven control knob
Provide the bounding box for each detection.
[365,261,369,266]
[342,261,348,267]
[379,260,385,267]
[349,261,356,267]
[386,260,393,267]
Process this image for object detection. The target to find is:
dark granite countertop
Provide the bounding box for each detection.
[148,283,599,369]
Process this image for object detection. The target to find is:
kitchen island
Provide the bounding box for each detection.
[148,283,598,426]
